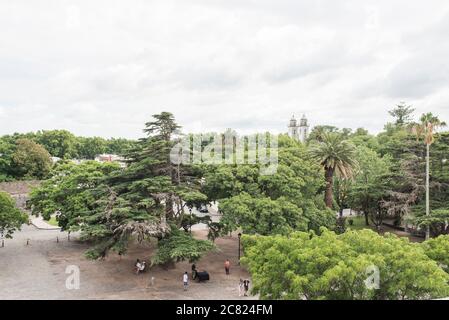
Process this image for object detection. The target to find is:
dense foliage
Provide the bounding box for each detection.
[10,139,52,179]
[0,130,137,181]
[29,161,119,223]
[17,105,449,300]
[204,136,335,235]
[29,113,215,264]
[309,132,358,208]
[242,229,449,300]
[0,191,28,238]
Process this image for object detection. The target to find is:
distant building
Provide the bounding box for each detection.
[288,114,309,143]
[95,154,126,168]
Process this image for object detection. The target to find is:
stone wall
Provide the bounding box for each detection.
[0,181,40,209]
[0,180,40,195]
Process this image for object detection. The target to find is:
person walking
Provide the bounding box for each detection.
[183,272,189,291]
[225,259,231,275]
[243,279,250,297]
[238,279,244,297]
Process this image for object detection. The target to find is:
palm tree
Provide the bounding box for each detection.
[310,133,358,209]
[412,113,446,239]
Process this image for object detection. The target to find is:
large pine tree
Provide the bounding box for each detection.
[77,112,213,262]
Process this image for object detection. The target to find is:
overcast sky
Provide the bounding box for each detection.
[1,0,449,139]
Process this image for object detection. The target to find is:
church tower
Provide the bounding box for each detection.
[288,114,309,143]
[299,114,309,143]
[288,115,299,141]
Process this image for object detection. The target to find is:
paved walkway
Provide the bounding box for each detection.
[30,216,61,230]
[0,225,254,300]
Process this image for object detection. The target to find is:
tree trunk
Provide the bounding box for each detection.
[425,143,430,240]
[364,198,370,226]
[324,168,334,208]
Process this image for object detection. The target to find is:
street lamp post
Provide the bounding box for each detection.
[189,207,193,234]
[238,233,242,265]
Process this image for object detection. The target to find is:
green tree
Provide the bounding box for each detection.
[0,191,28,238]
[151,227,215,267]
[30,113,213,262]
[29,161,119,225]
[412,113,446,239]
[76,137,107,159]
[106,138,138,156]
[0,138,15,181]
[242,229,449,300]
[11,139,52,179]
[310,133,358,208]
[308,125,352,143]
[334,177,353,217]
[36,130,77,159]
[421,235,449,273]
[388,102,415,126]
[220,193,308,235]
[414,209,449,237]
[205,136,335,235]
[349,146,392,226]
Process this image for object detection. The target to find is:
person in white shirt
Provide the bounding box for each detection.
[239,279,244,297]
[135,259,146,275]
[183,272,189,291]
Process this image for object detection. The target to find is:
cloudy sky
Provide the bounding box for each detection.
[1,0,449,139]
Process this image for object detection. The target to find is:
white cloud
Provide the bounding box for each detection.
[1,0,449,138]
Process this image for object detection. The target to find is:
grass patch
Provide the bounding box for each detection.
[45,216,59,227]
[346,215,372,231]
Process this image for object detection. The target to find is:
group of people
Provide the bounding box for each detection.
[133,258,250,297]
[182,259,250,297]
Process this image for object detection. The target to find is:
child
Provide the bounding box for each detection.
[183,272,189,291]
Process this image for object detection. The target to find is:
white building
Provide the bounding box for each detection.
[288,114,309,143]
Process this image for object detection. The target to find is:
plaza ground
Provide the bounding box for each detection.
[0,224,254,300]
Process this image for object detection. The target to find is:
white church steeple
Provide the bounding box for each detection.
[288,114,309,143]
[299,114,309,143]
[288,115,299,141]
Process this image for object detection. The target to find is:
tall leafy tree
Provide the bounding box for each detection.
[388,102,415,126]
[205,136,335,235]
[35,130,77,159]
[11,139,52,179]
[29,161,119,224]
[348,146,392,226]
[310,133,358,208]
[30,113,213,264]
